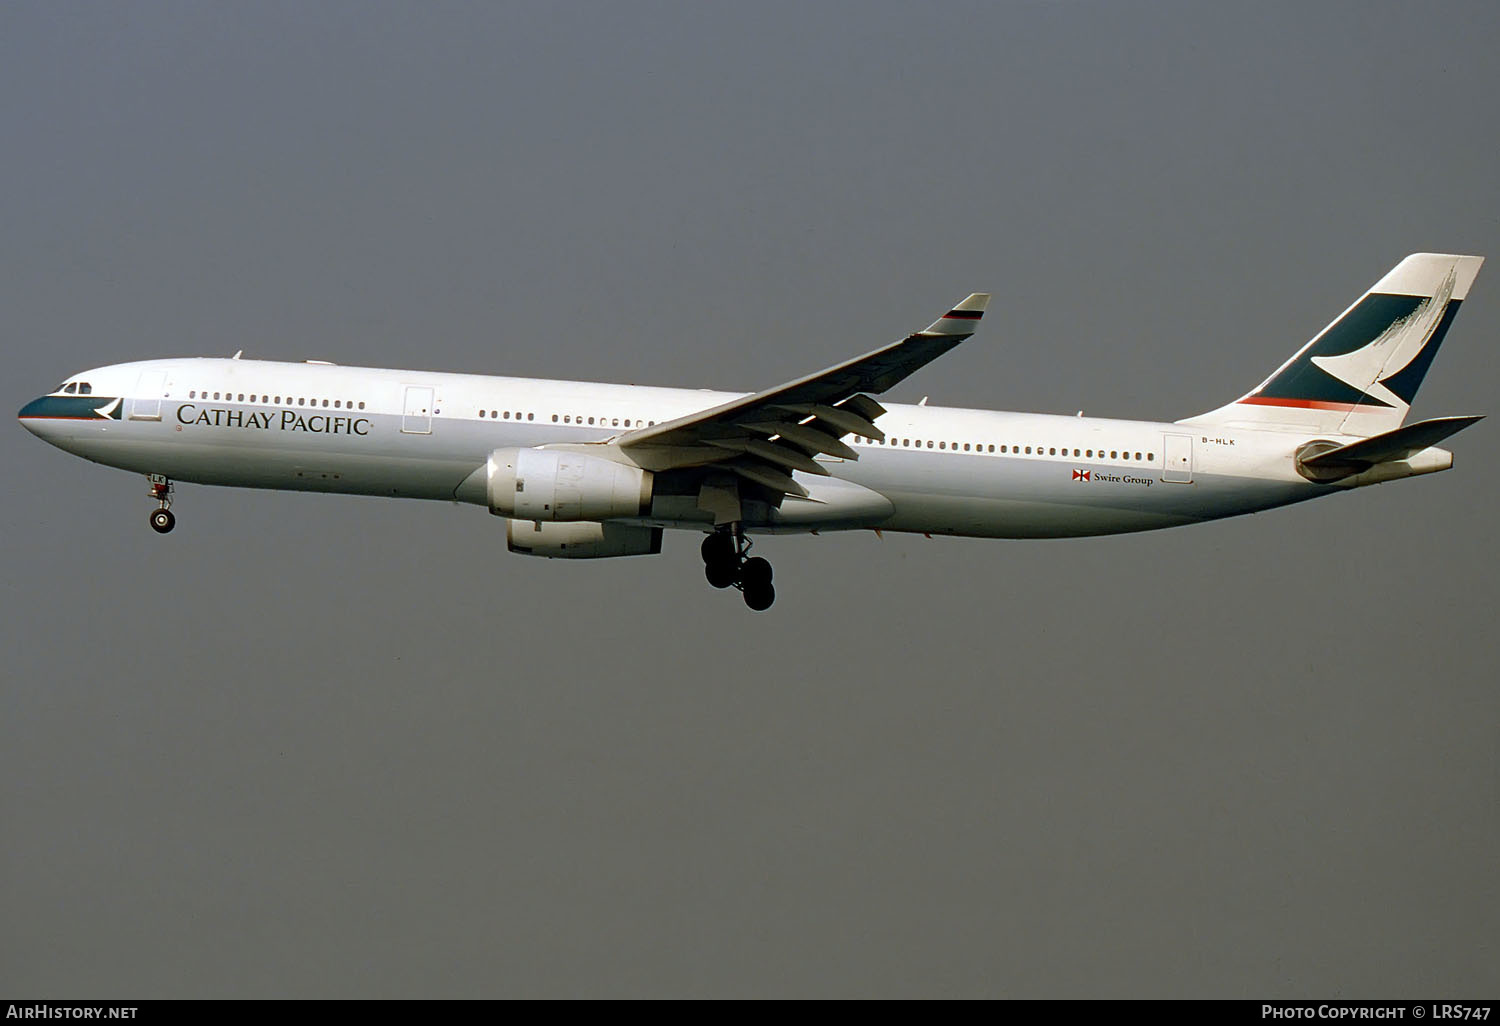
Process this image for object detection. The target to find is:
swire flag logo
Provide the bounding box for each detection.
[1072,469,1091,482]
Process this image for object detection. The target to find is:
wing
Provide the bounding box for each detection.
[617,293,990,498]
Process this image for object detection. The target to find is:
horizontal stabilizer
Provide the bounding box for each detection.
[1301,415,1483,469]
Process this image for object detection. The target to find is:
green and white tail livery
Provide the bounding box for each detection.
[1183,253,1484,436]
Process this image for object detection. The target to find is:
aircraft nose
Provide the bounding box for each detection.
[18,396,48,436]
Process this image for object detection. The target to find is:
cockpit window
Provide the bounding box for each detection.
[63,383,77,394]
[79,382,92,394]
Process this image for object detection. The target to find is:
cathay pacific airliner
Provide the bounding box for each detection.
[20,253,1483,610]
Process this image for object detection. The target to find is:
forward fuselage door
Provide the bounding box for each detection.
[129,370,167,421]
[1163,433,1193,483]
[402,385,434,434]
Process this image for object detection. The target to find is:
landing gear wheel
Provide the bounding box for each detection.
[740,556,772,590]
[701,532,735,566]
[701,525,776,609]
[743,583,775,611]
[150,508,176,534]
[705,560,737,589]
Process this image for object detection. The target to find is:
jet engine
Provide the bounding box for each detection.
[486,447,653,521]
[507,520,663,559]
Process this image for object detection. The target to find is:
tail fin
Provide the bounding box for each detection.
[1181,253,1483,436]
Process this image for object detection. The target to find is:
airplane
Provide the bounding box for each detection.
[18,253,1484,611]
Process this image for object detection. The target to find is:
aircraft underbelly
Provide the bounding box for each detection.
[836,456,1316,539]
[52,426,477,501]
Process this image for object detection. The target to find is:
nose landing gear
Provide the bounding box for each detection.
[701,527,775,611]
[147,475,175,534]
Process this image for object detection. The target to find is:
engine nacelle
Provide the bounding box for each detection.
[507,520,663,559]
[486,447,653,522]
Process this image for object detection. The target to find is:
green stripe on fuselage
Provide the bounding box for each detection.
[17,396,122,420]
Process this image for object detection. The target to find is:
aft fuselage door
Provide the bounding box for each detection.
[1163,433,1193,483]
[129,370,167,421]
[402,385,434,434]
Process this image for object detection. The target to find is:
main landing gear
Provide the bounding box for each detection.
[701,527,774,611]
[147,475,176,534]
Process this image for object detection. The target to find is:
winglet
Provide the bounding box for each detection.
[921,293,991,336]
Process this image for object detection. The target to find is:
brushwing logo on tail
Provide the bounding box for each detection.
[1308,268,1457,409]
[1243,264,1464,412]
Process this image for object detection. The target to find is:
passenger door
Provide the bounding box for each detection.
[128,370,167,421]
[402,385,434,434]
[1162,433,1193,483]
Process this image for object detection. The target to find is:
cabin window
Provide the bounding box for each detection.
[1148,452,1154,461]
[1110,450,1117,458]
[1134,452,1142,460]
[358,402,365,410]
[988,445,995,452]
[334,400,341,408]
[938,441,946,450]
[527,413,534,420]
[1048,447,1056,455]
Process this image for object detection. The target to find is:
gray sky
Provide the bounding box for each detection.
[3,0,1497,998]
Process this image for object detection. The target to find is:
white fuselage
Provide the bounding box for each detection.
[20,357,1448,540]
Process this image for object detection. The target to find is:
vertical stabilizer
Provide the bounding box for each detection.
[1181,253,1483,436]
